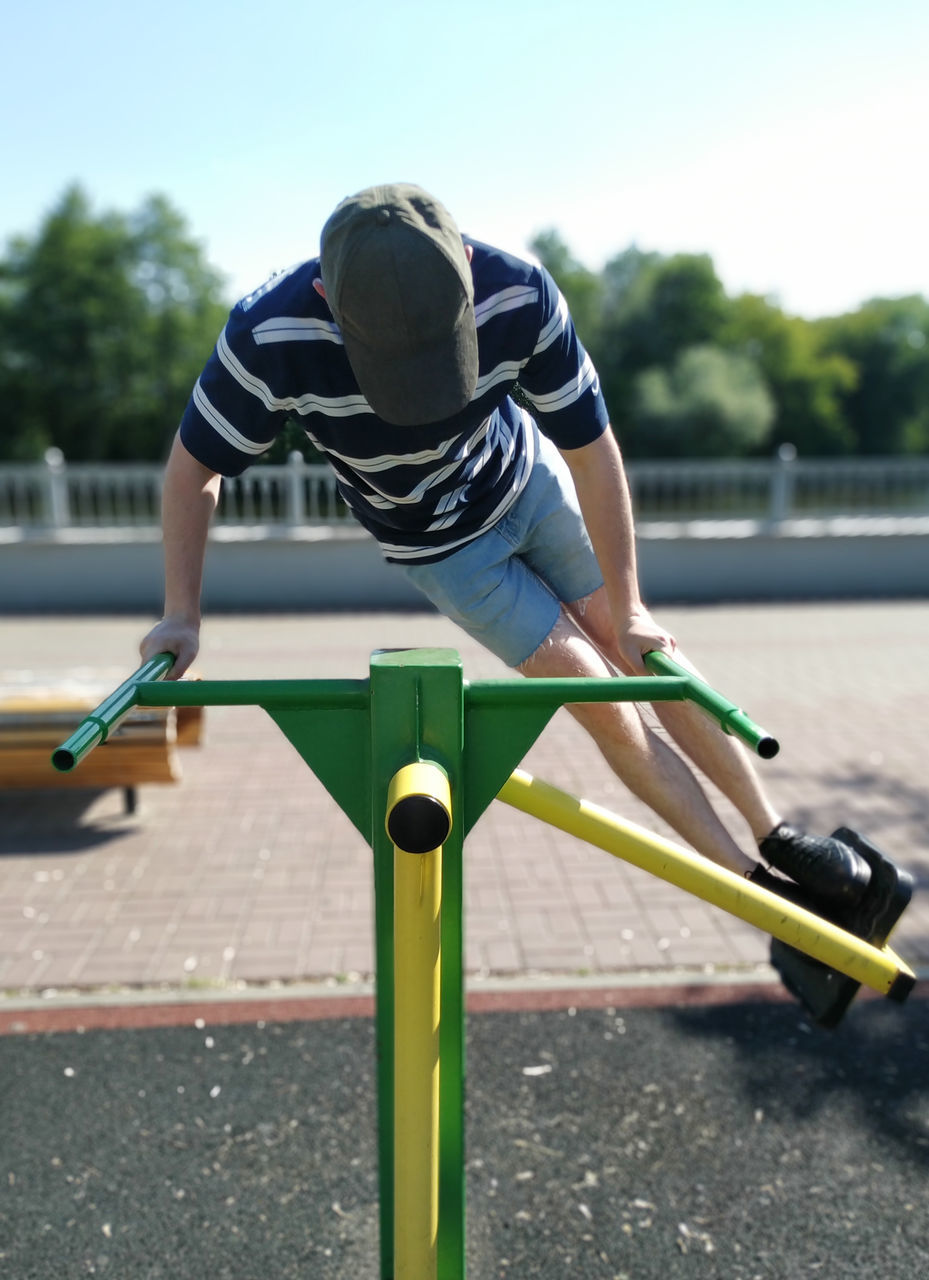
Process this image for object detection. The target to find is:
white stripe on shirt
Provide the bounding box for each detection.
[252,316,343,345]
[192,381,269,456]
[526,353,598,414]
[532,289,570,356]
[319,418,491,478]
[475,285,538,327]
[378,418,535,556]
[217,327,372,418]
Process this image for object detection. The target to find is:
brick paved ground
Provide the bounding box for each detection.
[1,602,927,996]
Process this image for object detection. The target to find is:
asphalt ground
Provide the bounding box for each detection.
[1,992,927,1279]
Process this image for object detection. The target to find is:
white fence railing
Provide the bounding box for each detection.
[3,447,929,532]
[1,449,347,530]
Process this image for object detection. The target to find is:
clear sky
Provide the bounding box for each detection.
[3,0,927,318]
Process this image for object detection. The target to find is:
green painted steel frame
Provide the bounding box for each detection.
[50,647,779,1280]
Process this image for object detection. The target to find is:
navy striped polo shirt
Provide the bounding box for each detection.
[179,239,610,563]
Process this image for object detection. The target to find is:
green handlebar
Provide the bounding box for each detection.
[643,650,779,758]
[51,652,175,772]
[50,647,779,775]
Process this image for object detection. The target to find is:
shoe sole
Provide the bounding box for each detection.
[770,828,915,1029]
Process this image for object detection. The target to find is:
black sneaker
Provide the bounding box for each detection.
[758,823,870,908]
[768,828,915,1029]
[747,864,820,911]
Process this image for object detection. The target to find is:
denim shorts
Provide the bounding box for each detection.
[401,433,604,667]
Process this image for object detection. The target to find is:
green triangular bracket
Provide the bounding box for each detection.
[260,660,572,844]
[265,703,372,843]
[462,692,561,835]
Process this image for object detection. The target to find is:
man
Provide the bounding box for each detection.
[140,182,872,916]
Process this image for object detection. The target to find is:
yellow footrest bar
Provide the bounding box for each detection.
[498,769,914,998]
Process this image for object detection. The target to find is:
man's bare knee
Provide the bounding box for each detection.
[517,609,611,680]
[563,587,626,671]
[517,611,648,752]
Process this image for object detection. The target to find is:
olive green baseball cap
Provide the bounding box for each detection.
[320,183,479,426]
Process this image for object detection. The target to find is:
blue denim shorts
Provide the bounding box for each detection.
[401,433,604,667]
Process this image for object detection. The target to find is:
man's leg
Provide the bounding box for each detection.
[564,587,782,842]
[561,588,871,907]
[517,607,757,874]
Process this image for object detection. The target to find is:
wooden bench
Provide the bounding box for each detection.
[0,674,204,813]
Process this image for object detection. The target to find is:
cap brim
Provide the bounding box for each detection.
[344,316,479,427]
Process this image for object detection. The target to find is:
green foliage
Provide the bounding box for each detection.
[258,417,324,464]
[0,185,229,461]
[604,252,730,368]
[721,294,858,455]
[817,296,929,454]
[530,230,605,344]
[597,252,731,454]
[633,345,775,457]
[2,191,926,463]
[535,229,928,459]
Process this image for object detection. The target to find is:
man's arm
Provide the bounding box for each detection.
[139,431,222,678]
[560,428,676,673]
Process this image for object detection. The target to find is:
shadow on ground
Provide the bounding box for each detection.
[0,789,135,856]
[788,766,929,892]
[1,994,927,1278]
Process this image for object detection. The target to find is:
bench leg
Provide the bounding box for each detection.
[123,787,138,815]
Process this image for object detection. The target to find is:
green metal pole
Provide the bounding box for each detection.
[642,650,780,758]
[466,668,778,759]
[51,652,175,771]
[51,644,859,1279]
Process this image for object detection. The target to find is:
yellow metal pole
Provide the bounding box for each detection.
[394,842,442,1279]
[387,762,451,1280]
[499,769,914,997]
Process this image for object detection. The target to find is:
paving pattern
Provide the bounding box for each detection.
[1,602,927,996]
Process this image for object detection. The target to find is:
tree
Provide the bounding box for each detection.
[528,225,929,458]
[593,251,732,454]
[818,297,929,454]
[604,252,730,368]
[529,229,604,350]
[0,185,229,461]
[722,294,858,455]
[633,345,775,457]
